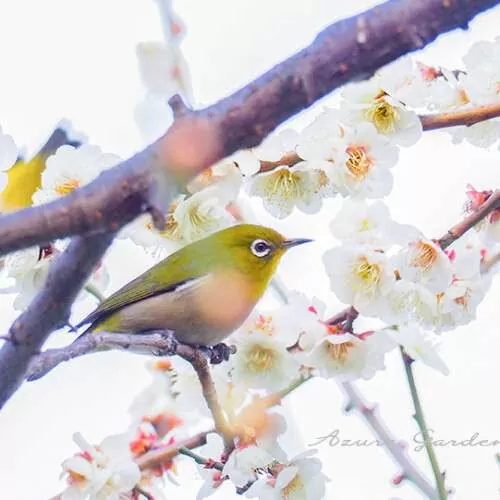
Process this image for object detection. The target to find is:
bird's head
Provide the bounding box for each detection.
[211,224,312,294]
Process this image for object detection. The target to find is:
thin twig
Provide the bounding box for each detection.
[341,381,438,499]
[256,103,500,174]
[137,375,310,471]
[400,350,448,499]
[177,348,235,455]
[178,447,224,471]
[437,190,500,249]
[137,432,209,470]
[132,486,155,500]
[421,102,500,131]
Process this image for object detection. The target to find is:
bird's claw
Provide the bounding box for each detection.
[156,330,178,356]
[208,343,237,364]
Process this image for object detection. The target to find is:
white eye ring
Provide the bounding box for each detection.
[251,239,272,258]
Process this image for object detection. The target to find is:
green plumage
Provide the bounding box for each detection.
[77,224,304,345]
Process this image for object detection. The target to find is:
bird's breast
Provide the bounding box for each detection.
[113,269,258,345]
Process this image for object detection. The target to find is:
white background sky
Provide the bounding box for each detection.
[0,1,499,499]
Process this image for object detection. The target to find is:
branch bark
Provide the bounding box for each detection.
[421,102,500,130]
[0,0,498,258]
[341,381,438,499]
[437,190,500,249]
[0,232,115,408]
[1,0,498,409]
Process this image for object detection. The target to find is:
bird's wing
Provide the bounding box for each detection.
[77,250,208,328]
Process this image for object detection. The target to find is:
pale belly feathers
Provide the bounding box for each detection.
[112,271,256,345]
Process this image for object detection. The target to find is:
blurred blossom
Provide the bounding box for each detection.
[245,449,329,500]
[0,126,18,190]
[60,432,140,500]
[385,325,449,375]
[32,144,120,205]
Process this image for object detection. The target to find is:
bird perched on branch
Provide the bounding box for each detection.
[77,224,311,356]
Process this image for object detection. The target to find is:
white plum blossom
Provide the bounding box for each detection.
[330,123,398,198]
[222,445,274,488]
[248,163,333,219]
[134,95,174,143]
[128,359,176,422]
[329,198,411,247]
[195,434,228,499]
[426,68,470,110]
[386,325,449,375]
[382,280,438,327]
[296,108,344,166]
[302,330,394,380]
[122,185,236,251]
[323,245,396,316]
[461,38,500,105]
[32,144,120,205]
[230,332,300,391]
[396,238,453,293]
[60,432,140,500]
[376,57,433,108]
[246,450,329,500]
[341,80,422,146]
[253,129,300,162]
[160,186,236,243]
[0,126,17,190]
[449,119,500,149]
[136,41,192,99]
[188,158,243,195]
[230,129,300,178]
[435,278,485,332]
[1,244,107,311]
[2,246,54,310]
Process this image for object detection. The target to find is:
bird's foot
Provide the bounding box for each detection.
[205,343,237,365]
[154,329,178,356]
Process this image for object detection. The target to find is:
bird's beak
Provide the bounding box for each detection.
[281,238,313,249]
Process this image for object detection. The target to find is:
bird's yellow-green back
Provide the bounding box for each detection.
[78,224,290,335]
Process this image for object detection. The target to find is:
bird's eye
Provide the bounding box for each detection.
[251,239,272,258]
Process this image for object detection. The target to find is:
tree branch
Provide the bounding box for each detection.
[257,102,500,173]
[341,381,438,499]
[136,432,210,471]
[177,348,235,455]
[421,102,500,130]
[26,330,235,452]
[437,190,500,249]
[0,232,115,409]
[1,0,498,410]
[400,351,448,499]
[0,0,498,258]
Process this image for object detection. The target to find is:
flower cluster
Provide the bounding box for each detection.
[1,31,499,500]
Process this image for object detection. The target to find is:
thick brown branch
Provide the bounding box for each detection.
[421,102,500,130]
[0,0,498,258]
[1,0,498,410]
[341,381,438,499]
[437,190,500,249]
[0,232,115,408]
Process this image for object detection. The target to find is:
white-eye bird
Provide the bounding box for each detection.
[77,224,311,346]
